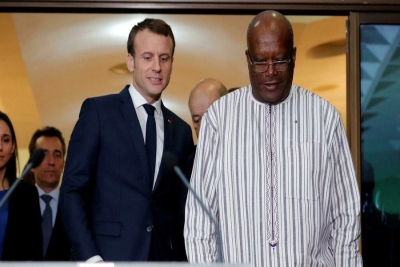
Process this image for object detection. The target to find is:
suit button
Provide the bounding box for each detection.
[147,226,153,232]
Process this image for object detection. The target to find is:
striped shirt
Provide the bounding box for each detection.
[184,85,363,267]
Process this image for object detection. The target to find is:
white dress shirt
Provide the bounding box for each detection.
[129,83,164,188]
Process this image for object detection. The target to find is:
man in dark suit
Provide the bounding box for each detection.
[60,18,194,262]
[29,126,71,260]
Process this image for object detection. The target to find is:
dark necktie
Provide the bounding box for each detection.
[41,194,53,257]
[143,104,157,185]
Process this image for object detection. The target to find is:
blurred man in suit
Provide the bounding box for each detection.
[186,78,228,178]
[188,78,228,138]
[60,18,194,262]
[29,126,71,260]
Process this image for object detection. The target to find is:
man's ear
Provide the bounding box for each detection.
[126,53,134,73]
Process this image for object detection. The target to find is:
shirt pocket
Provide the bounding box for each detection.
[283,141,321,201]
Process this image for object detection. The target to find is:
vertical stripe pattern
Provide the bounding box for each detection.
[184,85,362,267]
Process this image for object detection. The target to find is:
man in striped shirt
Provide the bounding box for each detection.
[184,10,363,267]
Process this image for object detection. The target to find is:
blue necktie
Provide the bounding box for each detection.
[41,194,53,257]
[143,104,157,186]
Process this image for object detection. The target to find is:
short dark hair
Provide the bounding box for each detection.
[0,111,19,186]
[29,126,66,156]
[127,18,175,57]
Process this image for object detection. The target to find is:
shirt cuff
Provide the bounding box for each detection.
[86,255,103,263]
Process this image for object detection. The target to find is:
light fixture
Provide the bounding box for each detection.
[307,39,346,59]
[109,62,130,75]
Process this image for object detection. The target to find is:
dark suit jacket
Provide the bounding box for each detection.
[43,207,71,261]
[1,180,42,261]
[60,86,194,262]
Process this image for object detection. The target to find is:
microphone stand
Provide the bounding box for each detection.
[0,149,45,210]
[0,162,34,209]
[173,165,223,262]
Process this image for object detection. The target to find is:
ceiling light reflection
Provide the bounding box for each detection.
[107,15,148,38]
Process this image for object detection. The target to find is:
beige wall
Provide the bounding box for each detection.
[0,13,41,149]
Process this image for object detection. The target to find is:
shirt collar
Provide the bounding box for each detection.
[128,83,162,114]
[249,84,294,106]
[36,184,59,202]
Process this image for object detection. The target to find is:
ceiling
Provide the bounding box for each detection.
[0,13,346,159]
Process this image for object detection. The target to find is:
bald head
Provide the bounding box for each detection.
[188,78,228,137]
[246,10,296,104]
[247,10,293,49]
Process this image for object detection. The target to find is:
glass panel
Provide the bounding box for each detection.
[360,24,400,267]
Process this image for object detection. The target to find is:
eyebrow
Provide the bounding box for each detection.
[42,148,63,154]
[141,52,171,57]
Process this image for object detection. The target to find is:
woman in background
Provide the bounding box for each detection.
[0,111,41,260]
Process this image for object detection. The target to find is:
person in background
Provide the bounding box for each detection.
[29,126,71,260]
[186,78,228,178]
[60,18,194,262]
[0,111,41,261]
[184,10,362,267]
[188,78,228,139]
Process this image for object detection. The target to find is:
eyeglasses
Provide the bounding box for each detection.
[246,51,292,72]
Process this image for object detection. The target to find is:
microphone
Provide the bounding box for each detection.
[163,152,222,262]
[0,149,46,209]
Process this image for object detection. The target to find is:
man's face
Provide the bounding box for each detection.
[190,92,221,137]
[246,24,296,104]
[32,136,64,191]
[126,29,174,104]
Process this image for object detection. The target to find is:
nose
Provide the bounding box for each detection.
[152,58,161,72]
[46,153,55,165]
[265,63,277,76]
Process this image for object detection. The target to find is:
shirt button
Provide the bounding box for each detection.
[147,226,153,232]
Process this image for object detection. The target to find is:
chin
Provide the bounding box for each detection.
[149,86,165,95]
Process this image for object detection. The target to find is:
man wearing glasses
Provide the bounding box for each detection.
[184,10,362,267]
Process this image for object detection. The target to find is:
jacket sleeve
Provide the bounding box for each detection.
[59,98,101,261]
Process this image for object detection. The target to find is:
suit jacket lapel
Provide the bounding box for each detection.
[118,86,152,184]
